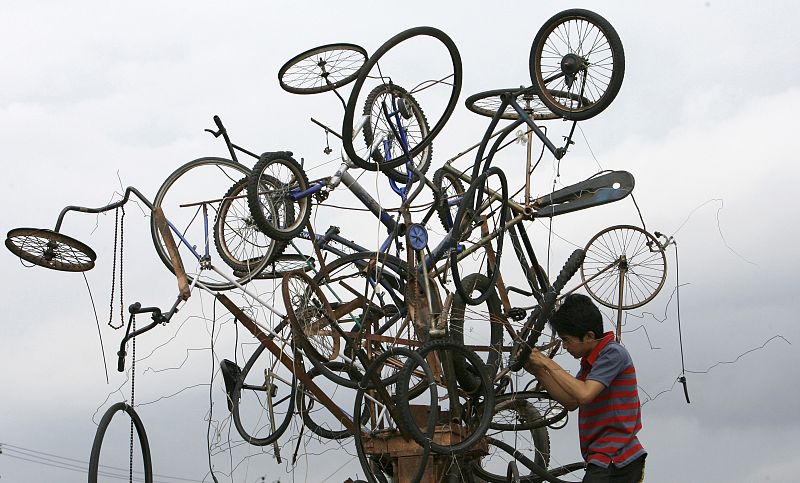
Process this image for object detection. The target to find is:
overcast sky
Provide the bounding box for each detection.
[2,1,799,482]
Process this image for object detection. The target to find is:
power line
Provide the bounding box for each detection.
[0,442,203,482]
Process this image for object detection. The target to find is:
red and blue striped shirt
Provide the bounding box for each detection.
[576,332,646,468]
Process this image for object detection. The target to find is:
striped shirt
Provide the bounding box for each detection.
[576,332,646,468]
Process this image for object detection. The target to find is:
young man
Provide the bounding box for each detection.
[525,293,646,482]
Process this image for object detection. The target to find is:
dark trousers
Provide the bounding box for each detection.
[582,455,646,482]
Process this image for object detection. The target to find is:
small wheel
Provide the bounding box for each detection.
[151,157,266,291]
[432,167,466,233]
[362,83,432,182]
[342,26,462,173]
[282,271,341,363]
[450,166,509,306]
[278,43,368,95]
[247,152,311,242]
[6,228,96,272]
[230,343,297,446]
[529,9,625,120]
[581,225,667,310]
[214,177,286,273]
[88,403,153,483]
[489,391,566,432]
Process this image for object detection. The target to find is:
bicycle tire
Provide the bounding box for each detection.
[247,151,311,242]
[342,26,462,172]
[230,343,296,446]
[465,87,559,121]
[581,225,666,309]
[509,249,584,372]
[299,361,367,440]
[396,339,495,455]
[363,83,432,182]
[283,270,341,363]
[489,391,567,432]
[483,438,585,483]
[449,273,505,391]
[213,177,286,273]
[450,166,509,306]
[151,157,267,291]
[88,402,153,483]
[307,251,411,390]
[529,9,625,121]
[354,347,437,483]
[6,227,96,272]
[473,405,550,482]
[278,43,367,95]
[432,167,466,233]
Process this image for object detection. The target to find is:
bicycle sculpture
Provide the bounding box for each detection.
[6,9,673,483]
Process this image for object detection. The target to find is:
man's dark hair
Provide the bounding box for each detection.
[549,293,604,339]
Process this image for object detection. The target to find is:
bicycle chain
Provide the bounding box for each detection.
[108,206,126,329]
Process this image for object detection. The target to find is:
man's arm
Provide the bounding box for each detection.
[526,350,606,410]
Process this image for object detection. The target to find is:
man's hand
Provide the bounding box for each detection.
[524,348,549,373]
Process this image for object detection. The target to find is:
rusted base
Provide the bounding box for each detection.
[361,406,488,482]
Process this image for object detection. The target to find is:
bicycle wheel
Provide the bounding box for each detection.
[362,83,432,182]
[396,339,495,455]
[282,270,341,363]
[489,391,566,432]
[354,347,437,483]
[581,225,667,309]
[152,157,268,291]
[342,26,462,172]
[465,87,559,121]
[247,151,311,242]
[432,167,466,233]
[450,166,509,306]
[449,273,505,391]
[235,253,315,280]
[88,402,152,483]
[529,9,625,121]
[278,43,367,95]
[298,361,366,440]
[509,249,584,372]
[473,404,550,482]
[6,228,96,272]
[214,177,286,273]
[230,342,297,446]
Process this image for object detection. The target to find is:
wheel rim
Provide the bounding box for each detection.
[581,225,667,309]
[278,43,368,95]
[6,228,96,272]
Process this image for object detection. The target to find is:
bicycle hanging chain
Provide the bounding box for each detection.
[108,206,126,329]
[128,313,136,483]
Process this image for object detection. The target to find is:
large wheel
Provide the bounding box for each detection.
[6,228,96,272]
[283,270,341,364]
[246,152,311,242]
[151,157,268,291]
[229,342,296,446]
[278,43,368,95]
[88,403,153,483]
[529,9,625,121]
[213,177,286,273]
[309,251,414,390]
[342,26,462,172]
[473,404,551,482]
[362,83,432,182]
[396,339,495,455]
[298,361,366,440]
[450,166,509,306]
[581,225,667,309]
[449,273,505,390]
